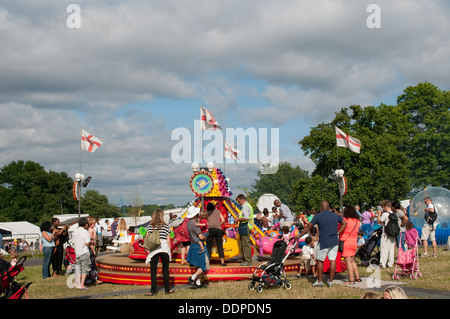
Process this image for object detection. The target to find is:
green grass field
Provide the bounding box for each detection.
[7,247,450,299]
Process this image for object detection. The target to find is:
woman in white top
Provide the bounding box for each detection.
[377,200,396,268]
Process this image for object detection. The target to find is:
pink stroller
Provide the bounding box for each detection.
[392,233,422,280]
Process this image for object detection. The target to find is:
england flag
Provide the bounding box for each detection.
[81,129,103,153]
[224,142,239,160]
[200,106,222,131]
[335,126,361,154]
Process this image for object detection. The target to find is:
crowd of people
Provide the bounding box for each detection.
[37,216,109,289]
[293,197,438,289]
[5,194,434,298]
[0,238,38,254]
[140,194,437,296]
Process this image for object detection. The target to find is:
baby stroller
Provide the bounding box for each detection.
[355,227,382,267]
[393,233,421,280]
[64,243,99,284]
[0,256,32,299]
[248,237,298,293]
[64,244,77,275]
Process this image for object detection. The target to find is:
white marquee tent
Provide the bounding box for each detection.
[257,193,280,214]
[0,221,41,242]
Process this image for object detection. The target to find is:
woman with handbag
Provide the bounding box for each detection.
[144,209,174,296]
[340,205,361,284]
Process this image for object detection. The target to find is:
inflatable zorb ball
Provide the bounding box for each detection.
[410,187,450,245]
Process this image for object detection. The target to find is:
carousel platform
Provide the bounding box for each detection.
[95,252,303,286]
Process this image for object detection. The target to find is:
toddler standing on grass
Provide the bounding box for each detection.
[297,236,315,278]
[308,227,318,277]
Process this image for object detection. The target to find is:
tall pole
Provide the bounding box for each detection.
[78,181,81,219]
[79,128,82,220]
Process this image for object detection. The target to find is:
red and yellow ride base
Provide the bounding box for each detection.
[95,252,346,286]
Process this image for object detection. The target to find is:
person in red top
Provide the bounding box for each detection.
[340,205,362,284]
[172,218,191,265]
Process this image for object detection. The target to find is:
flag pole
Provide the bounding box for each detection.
[223,143,226,177]
[336,143,339,169]
[335,126,340,169]
[78,128,81,220]
[78,128,83,220]
[80,128,83,173]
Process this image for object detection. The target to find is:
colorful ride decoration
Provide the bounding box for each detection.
[190,168,232,198]
[96,166,346,286]
[72,181,80,201]
[189,171,214,196]
[339,176,348,196]
[129,167,305,261]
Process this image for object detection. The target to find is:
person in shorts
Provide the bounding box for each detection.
[296,201,347,287]
[421,197,437,257]
[73,217,93,289]
[297,236,315,278]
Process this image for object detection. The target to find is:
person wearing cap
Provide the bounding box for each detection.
[186,206,210,289]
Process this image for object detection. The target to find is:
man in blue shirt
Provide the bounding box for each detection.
[296,201,347,287]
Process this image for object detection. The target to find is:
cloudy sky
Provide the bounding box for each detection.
[1,0,449,207]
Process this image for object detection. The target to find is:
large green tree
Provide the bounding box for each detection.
[295,83,449,209]
[290,175,339,212]
[298,103,412,208]
[0,160,77,223]
[396,82,450,189]
[80,189,120,218]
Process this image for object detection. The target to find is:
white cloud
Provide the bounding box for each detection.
[0,0,449,206]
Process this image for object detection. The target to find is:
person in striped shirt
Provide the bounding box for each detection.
[144,209,174,296]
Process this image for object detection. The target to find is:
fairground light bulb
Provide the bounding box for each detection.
[206,162,215,171]
[191,162,200,172]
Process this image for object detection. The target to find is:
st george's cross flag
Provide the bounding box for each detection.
[335,126,361,154]
[224,141,240,160]
[200,106,222,131]
[81,129,104,153]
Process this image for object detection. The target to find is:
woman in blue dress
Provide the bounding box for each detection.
[185,206,209,288]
